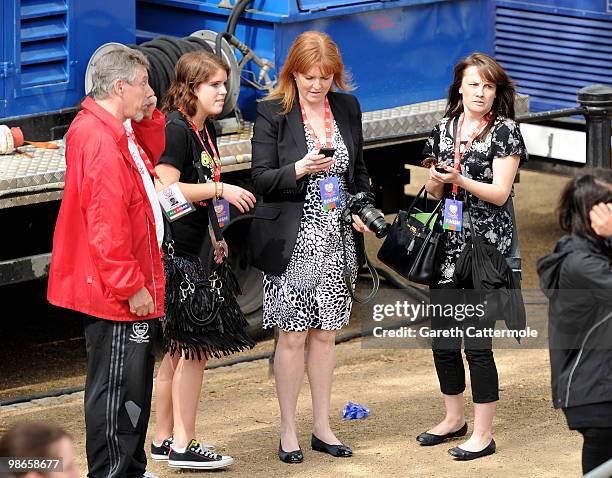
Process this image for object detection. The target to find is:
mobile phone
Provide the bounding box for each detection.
[318,147,336,158]
[435,161,451,173]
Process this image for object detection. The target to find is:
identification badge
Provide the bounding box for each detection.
[319,176,341,211]
[213,199,230,227]
[443,198,463,231]
[157,183,194,221]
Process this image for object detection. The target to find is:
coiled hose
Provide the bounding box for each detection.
[126,35,214,108]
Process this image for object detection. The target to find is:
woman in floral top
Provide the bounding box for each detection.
[416,53,527,461]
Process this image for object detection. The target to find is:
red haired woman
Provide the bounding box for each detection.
[250,31,373,463]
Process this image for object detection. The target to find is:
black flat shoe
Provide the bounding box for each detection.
[448,439,496,460]
[416,422,468,446]
[311,434,352,457]
[278,442,303,464]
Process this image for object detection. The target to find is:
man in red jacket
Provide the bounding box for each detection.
[48,47,165,478]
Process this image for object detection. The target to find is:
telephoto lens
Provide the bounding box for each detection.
[343,192,390,238]
[361,205,390,238]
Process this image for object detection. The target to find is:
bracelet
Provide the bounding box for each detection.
[214,181,220,200]
[220,182,224,198]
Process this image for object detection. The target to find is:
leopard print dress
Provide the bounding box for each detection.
[262,120,358,332]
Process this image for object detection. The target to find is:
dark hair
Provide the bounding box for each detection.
[444,52,517,140]
[161,50,230,117]
[559,169,612,250]
[0,422,71,477]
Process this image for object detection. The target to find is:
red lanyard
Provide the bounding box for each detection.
[300,96,333,150]
[452,112,491,195]
[183,115,221,183]
[125,128,160,180]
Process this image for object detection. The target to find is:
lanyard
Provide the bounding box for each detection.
[300,96,333,150]
[125,128,160,180]
[182,113,221,183]
[452,112,491,195]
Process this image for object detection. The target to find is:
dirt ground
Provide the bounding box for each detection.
[1,169,580,477]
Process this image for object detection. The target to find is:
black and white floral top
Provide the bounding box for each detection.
[423,116,528,287]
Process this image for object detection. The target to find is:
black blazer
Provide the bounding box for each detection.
[249,90,371,276]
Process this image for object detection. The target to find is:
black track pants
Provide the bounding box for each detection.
[83,314,159,478]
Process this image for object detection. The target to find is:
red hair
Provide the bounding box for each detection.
[267,31,352,114]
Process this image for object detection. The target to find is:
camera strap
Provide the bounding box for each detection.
[339,218,380,303]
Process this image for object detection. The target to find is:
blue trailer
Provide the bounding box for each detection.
[0,0,610,323]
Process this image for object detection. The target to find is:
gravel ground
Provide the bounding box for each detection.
[0,169,579,477]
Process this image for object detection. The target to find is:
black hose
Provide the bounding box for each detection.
[126,35,217,108]
[215,31,231,59]
[154,36,184,66]
[226,0,251,37]
[184,36,214,53]
[142,46,171,104]
[0,312,429,407]
[175,38,199,54]
[0,387,84,407]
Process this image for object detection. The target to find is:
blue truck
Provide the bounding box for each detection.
[0,0,610,323]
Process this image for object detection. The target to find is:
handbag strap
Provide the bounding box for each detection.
[192,159,224,243]
[406,185,427,216]
[425,198,444,229]
[405,185,444,229]
[462,194,478,246]
[165,116,225,244]
[504,193,522,271]
[162,161,225,266]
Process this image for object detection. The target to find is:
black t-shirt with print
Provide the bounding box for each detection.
[157,110,218,258]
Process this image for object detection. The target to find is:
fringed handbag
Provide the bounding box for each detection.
[161,156,255,361]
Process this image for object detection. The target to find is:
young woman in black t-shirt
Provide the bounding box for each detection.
[150,51,256,470]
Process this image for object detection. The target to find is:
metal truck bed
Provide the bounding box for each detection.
[0,96,529,209]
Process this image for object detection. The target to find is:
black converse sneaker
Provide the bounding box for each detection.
[150,437,173,461]
[168,439,234,469]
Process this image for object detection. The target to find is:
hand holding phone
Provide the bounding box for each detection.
[318,147,336,158]
[435,161,452,174]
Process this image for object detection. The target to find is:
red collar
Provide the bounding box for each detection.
[81,96,127,144]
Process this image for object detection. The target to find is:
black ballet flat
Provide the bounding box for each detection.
[416,422,468,446]
[448,439,496,460]
[278,442,303,464]
[311,434,352,458]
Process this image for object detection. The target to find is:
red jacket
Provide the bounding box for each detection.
[48,97,166,321]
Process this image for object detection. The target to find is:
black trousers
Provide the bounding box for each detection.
[430,285,499,404]
[579,427,612,475]
[83,314,159,478]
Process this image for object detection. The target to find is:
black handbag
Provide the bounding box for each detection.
[454,196,526,337]
[161,148,255,360]
[377,185,443,284]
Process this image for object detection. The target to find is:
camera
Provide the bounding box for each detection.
[342,192,390,238]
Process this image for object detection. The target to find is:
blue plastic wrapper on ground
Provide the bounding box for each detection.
[342,401,369,419]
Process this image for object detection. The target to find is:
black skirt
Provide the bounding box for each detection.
[161,254,255,361]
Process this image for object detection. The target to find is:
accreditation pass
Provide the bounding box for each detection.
[157,183,194,221]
